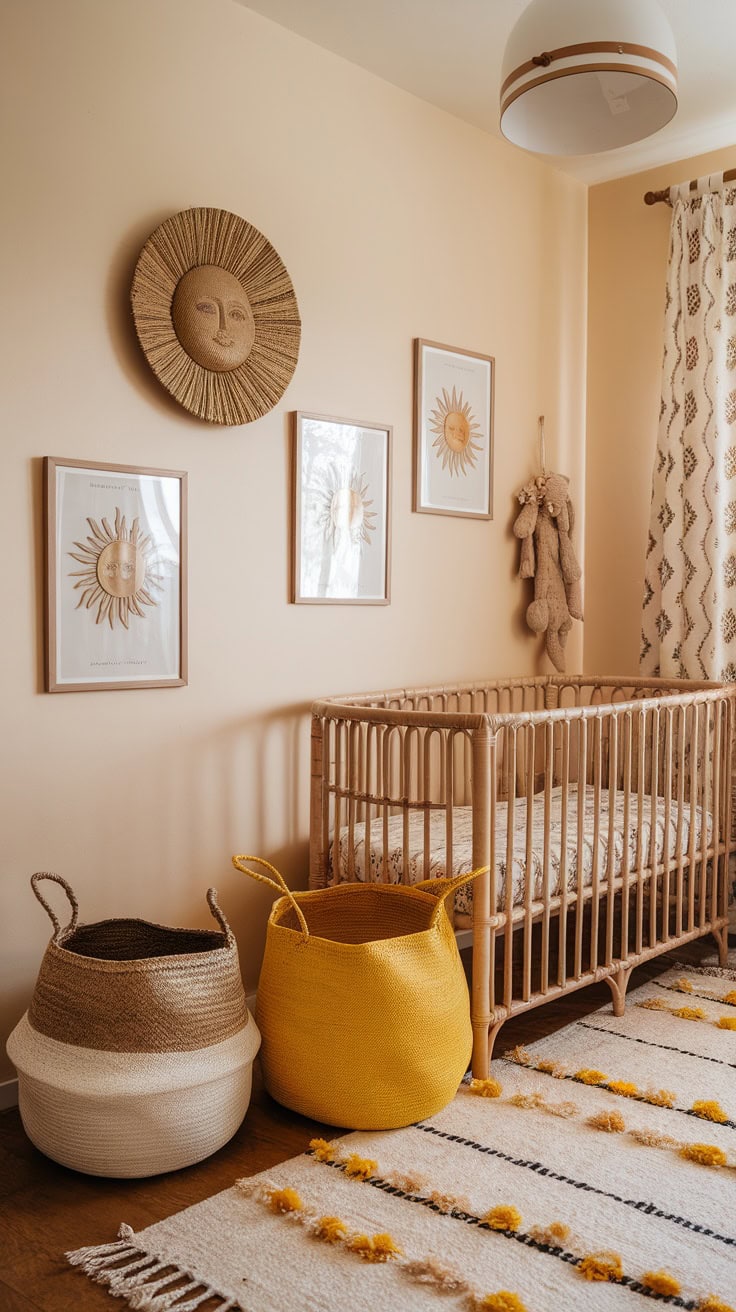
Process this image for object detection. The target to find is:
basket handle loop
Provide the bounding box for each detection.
[414,866,490,922]
[232,855,310,943]
[30,872,79,941]
[206,888,235,944]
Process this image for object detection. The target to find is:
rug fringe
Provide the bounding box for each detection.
[65,1224,240,1311]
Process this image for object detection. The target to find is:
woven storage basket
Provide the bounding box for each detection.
[6,873,260,1178]
[233,855,486,1130]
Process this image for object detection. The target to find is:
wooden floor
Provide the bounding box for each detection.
[0,940,725,1312]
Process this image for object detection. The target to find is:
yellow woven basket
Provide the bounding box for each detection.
[233,855,486,1130]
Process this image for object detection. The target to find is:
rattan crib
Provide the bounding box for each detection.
[309,676,735,1076]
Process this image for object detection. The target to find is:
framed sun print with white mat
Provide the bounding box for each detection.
[414,338,494,519]
[44,457,187,691]
[291,413,391,605]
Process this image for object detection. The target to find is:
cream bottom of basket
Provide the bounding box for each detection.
[8,1012,260,1177]
[18,1065,254,1177]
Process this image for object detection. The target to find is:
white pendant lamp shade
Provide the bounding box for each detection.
[500,0,678,156]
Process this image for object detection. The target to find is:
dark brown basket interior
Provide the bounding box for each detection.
[60,919,226,961]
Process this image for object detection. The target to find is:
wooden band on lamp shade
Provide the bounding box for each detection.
[500,0,677,156]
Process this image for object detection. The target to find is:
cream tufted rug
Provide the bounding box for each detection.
[68,958,736,1312]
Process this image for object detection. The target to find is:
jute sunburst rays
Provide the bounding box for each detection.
[131,207,301,425]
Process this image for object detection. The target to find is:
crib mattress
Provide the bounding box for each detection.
[331,785,712,919]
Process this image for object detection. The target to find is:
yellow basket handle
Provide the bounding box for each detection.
[414,866,490,923]
[232,855,310,943]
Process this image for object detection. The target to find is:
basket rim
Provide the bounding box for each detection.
[269,881,451,949]
[44,920,237,972]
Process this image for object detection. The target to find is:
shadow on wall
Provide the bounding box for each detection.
[154,698,316,981]
[1,698,317,1079]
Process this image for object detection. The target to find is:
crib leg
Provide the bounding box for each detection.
[471,1019,505,1079]
[605,965,633,1018]
[712,925,729,968]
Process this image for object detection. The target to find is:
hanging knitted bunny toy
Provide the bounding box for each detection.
[513,471,583,672]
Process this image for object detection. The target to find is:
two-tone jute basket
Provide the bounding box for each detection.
[6,873,260,1178]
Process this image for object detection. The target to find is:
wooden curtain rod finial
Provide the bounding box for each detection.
[644,189,670,206]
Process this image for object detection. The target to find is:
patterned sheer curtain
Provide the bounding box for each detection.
[641,176,736,680]
[641,176,736,928]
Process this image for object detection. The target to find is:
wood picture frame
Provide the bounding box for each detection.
[292,412,391,605]
[413,338,494,519]
[44,457,188,692]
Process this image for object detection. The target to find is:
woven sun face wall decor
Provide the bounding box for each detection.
[131,207,301,425]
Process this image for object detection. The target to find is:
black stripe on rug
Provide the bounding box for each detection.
[414,1122,735,1249]
[653,981,736,1008]
[309,1153,704,1309]
[576,1019,736,1069]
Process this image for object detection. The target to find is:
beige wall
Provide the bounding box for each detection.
[585,145,736,675]
[0,0,587,1081]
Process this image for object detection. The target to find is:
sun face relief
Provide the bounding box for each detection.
[171,265,255,373]
[444,411,470,452]
[96,540,144,598]
[68,509,163,629]
[429,386,483,476]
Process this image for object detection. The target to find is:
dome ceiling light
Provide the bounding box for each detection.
[500,0,678,156]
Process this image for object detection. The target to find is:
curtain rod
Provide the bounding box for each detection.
[644,167,736,205]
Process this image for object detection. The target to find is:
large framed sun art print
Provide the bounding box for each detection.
[44,458,187,692]
[414,339,494,519]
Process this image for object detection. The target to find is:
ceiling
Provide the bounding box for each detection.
[239,0,736,184]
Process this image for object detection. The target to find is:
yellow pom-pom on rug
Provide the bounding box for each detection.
[483,1205,522,1232]
[529,1221,570,1248]
[470,1077,503,1098]
[642,1269,681,1296]
[691,1100,728,1124]
[267,1187,303,1214]
[679,1143,728,1167]
[309,1138,335,1162]
[642,1088,676,1107]
[474,1292,528,1312]
[575,1069,608,1085]
[577,1251,624,1282]
[346,1232,402,1262]
[588,1110,626,1133]
[312,1216,348,1244]
[344,1154,377,1180]
[606,1080,639,1099]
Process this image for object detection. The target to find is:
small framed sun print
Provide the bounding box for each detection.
[292,413,391,604]
[44,458,188,691]
[414,339,494,519]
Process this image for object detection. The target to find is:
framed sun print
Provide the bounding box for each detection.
[292,412,391,604]
[44,458,187,691]
[414,338,494,519]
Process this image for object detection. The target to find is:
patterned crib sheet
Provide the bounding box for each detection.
[330,784,712,918]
